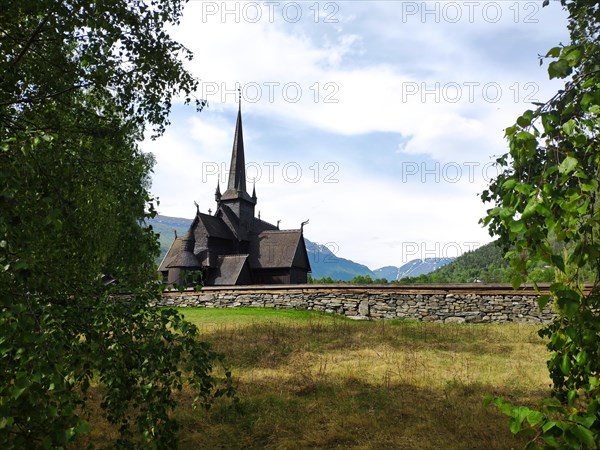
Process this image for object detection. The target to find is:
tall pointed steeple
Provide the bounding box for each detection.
[218,92,257,242]
[227,99,246,193]
[221,91,255,204]
[215,181,221,203]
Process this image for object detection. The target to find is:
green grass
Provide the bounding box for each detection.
[82,307,550,449]
[180,306,330,323]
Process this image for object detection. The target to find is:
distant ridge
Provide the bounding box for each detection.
[148,215,455,281]
[398,241,513,283]
[304,241,376,280]
[373,258,455,281]
[148,215,375,281]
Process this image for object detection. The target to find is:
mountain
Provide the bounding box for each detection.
[148,215,194,265]
[397,258,456,279]
[304,241,375,281]
[148,215,375,281]
[373,258,455,281]
[372,266,399,281]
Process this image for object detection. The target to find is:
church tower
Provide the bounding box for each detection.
[217,98,256,241]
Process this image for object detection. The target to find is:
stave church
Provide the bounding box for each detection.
[158,103,311,286]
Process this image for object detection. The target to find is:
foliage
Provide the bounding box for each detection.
[481,0,600,447]
[0,1,232,448]
[308,274,336,284]
[349,275,388,284]
[308,274,389,284]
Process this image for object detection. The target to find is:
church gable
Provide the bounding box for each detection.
[292,235,311,271]
[215,204,241,240]
[196,213,234,240]
[205,254,252,285]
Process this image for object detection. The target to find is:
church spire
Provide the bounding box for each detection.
[217,91,257,241]
[221,90,255,205]
[215,181,221,203]
[227,91,246,194]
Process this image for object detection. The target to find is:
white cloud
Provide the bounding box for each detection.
[144,1,569,269]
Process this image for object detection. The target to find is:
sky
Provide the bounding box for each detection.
[141,0,570,270]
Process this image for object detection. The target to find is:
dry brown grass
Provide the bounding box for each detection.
[79,308,550,449]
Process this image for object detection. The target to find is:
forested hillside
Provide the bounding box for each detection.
[397,240,581,283]
[401,242,511,283]
[399,242,514,283]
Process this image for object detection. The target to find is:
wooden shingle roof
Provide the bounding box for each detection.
[165,229,201,269]
[249,230,310,269]
[196,213,234,240]
[166,250,201,269]
[158,236,184,272]
[205,254,250,285]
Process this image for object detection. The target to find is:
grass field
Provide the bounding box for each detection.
[83,308,550,449]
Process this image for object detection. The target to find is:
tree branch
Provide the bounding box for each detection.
[0,83,89,107]
[10,13,52,70]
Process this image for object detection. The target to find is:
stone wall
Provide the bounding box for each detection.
[154,284,556,324]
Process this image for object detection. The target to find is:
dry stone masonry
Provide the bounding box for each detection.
[154,284,556,324]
